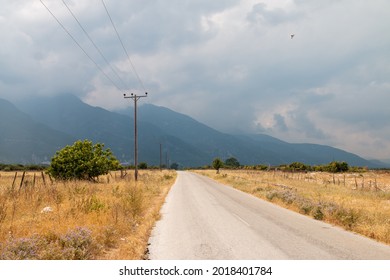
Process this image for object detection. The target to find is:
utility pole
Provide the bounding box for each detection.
[160,143,162,171]
[124,92,147,181]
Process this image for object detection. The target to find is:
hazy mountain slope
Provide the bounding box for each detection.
[138,104,308,165]
[138,104,257,162]
[238,132,372,166]
[0,98,75,163]
[16,94,133,161]
[15,95,206,166]
[237,134,377,167]
[137,104,379,167]
[5,94,384,167]
[291,143,377,167]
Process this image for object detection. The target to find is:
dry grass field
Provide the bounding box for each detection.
[195,169,390,245]
[0,169,176,260]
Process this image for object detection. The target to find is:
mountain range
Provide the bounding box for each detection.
[0,94,386,168]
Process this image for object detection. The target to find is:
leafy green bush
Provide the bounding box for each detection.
[224,157,240,168]
[47,140,120,181]
[313,161,350,173]
[212,158,223,174]
[288,162,310,171]
[138,162,148,170]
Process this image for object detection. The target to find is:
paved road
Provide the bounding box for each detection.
[148,171,390,259]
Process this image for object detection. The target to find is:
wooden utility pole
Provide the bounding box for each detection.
[160,143,162,170]
[124,92,147,181]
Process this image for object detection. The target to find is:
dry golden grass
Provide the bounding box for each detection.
[0,169,176,260]
[194,169,390,245]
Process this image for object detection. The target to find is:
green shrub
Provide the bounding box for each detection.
[212,158,223,174]
[47,140,120,181]
[138,162,148,170]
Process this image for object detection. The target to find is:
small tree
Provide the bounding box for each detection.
[47,140,120,181]
[328,161,349,173]
[288,162,309,171]
[170,162,179,170]
[225,157,240,168]
[138,162,148,170]
[212,158,223,174]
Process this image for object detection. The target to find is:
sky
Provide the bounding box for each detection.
[1,0,390,160]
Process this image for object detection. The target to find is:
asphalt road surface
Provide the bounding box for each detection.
[148,171,390,259]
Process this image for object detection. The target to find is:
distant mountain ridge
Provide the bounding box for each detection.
[0,94,386,168]
[0,98,75,164]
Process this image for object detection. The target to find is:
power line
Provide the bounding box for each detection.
[61,0,128,91]
[39,0,122,90]
[101,0,147,93]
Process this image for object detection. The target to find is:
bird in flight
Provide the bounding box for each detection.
[290,34,295,39]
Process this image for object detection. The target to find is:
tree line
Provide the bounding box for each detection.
[0,163,47,171]
[210,157,367,173]
[0,140,370,181]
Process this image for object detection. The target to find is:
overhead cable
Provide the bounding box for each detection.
[40,0,122,90]
[61,0,128,91]
[101,0,147,93]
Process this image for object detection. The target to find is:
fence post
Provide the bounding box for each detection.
[41,172,46,186]
[18,171,26,192]
[12,172,18,191]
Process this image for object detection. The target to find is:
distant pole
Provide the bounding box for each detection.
[124,92,148,181]
[160,143,162,171]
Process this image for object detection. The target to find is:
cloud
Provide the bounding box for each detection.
[1,0,390,159]
[273,113,288,132]
[247,2,303,26]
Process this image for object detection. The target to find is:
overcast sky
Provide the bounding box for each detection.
[1,0,390,160]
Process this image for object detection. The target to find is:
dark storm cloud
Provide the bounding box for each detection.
[1,0,390,159]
